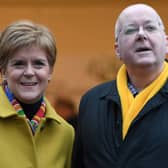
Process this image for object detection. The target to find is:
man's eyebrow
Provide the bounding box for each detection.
[144,20,155,24]
[125,23,137,27]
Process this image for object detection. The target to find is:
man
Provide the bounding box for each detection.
[72,4,168,168]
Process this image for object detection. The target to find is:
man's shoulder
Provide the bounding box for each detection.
[82,80,116,99]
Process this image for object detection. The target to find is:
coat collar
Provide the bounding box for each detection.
[0,86,17,118]
[44,98,62,124]
[98,80,120,104]
[98,80,117,98]
[98,79,168,104]
[159,79,168,96]
[0,86,62,124]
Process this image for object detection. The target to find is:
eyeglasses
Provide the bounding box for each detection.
[120,23,161,37]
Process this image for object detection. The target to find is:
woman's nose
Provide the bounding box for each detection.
[23,65,35,76]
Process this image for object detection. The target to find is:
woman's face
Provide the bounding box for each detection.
[3,46,53,103]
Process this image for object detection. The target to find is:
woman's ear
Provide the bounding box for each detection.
[2,68,6,75]
[1,69,8,82]
[48,74,52,82]
[1,69,5,78]
[48,67,53,82]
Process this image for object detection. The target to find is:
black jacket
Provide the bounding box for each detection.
[72,80,168,168]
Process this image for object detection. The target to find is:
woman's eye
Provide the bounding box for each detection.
[12,61,25,68]
[34,61,47,68]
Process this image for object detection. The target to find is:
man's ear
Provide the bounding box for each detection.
[166,35,168,54]
[114,42,121,59]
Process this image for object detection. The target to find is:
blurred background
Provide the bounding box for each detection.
[0,0,167,124]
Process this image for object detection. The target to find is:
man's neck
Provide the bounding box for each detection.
[126,64,164,91]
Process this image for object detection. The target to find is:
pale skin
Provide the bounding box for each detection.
[2,46,53,104]
[115,4,168,91]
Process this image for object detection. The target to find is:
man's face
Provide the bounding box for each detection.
[115,6,168,69]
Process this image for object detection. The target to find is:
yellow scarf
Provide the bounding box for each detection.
[117,62,168,139]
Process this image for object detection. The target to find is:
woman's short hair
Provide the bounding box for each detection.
[0,20,57,71]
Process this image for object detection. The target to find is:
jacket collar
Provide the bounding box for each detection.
[159,79,168,96]
[98,80,120,103]
[44,98,62,124]
[98,79,168,103]
[0,86,18,118]
[131,79,168,126]
[0,86,62,124]
[98,81,117,98]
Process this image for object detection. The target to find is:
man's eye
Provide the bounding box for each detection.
[124,28,138,35]
[145,25,157,32]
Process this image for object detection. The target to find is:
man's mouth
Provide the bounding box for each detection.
[135,47,152,52]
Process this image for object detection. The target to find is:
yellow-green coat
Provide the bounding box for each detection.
[0,86,74,168]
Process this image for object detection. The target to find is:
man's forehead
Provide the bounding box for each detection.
[120,4,158,16]
[122,18,158,27]
[119,5,159,26]
[114,4,164,40]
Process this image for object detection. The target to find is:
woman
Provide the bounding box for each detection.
[0,20,74,168]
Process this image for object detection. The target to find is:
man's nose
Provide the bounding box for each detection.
[137,26,147,39]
